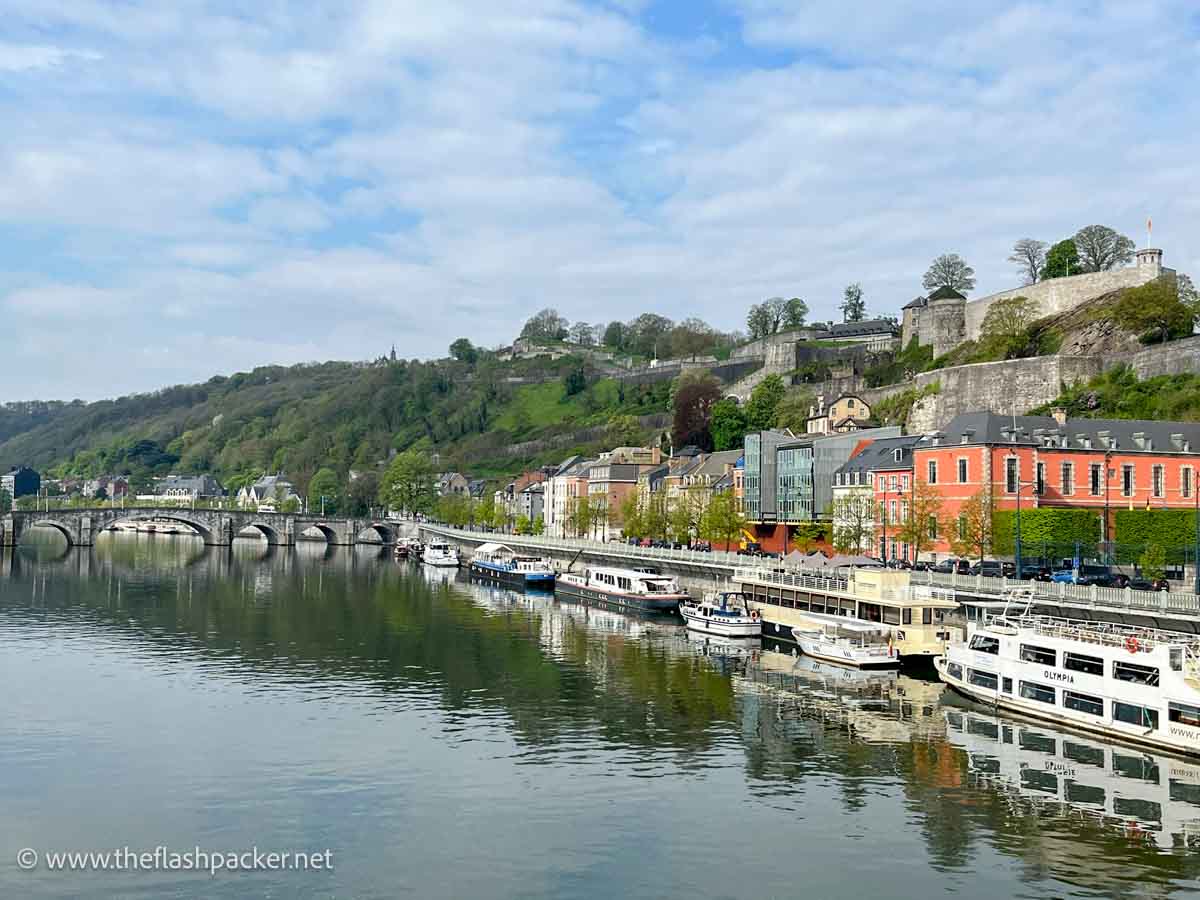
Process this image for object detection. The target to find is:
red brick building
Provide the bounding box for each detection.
[890,411,1200,558]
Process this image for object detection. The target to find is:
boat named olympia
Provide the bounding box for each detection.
[680,592,762,638]
[421,541,461,568]
[468,543,556,589]
[556,566,689,614]
[936,590,1200,757]
[790,612,900,669]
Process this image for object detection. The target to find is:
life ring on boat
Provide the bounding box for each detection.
[750,610,759,620]
[1125,636,1140,654]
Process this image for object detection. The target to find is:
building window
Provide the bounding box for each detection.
[1036,462,1045,495]
[900,501,908,522]
[889,500,897,523]
[1122,464,1134,497]
[957,458,968,483]
[890,475,898,491]
[1005,457,1018,494]
[1090,463,1102,496]
[1183,467,1193,499]
[901,474,909,491]
[1061,462,1074,496]
[927,516,937,540]
[927,460,937,484]
[1152,464,1164,499]
[957,514,967,540]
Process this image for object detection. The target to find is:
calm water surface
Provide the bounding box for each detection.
[2,535,1199,899]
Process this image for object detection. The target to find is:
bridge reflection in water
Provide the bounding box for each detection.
[2,540,1199,899]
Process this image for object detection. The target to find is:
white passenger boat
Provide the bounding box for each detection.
[421,541,460,568]
[556,566,689,613]
[937,591,1200,757]
[790,612,900,669]
[680,591,762,638]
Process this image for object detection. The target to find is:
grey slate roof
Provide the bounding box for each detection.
[833,436,922,476]
[827,319,899,338]
[926,286,966,301]
[155,474,226,496]
[901,296,927,310]
[691,449,743,479]
[927,412,1200,453]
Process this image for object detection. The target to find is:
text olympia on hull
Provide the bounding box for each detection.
[937,590,1200,757]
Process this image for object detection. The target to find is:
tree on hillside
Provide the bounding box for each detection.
[746,303,773,340]
[670,317,715,359]
[922,253,975,294]
[307,467,341,515]
[520,308,569,342]
[602,321,627,350]
[1042,238,1081,279]
[896,479,944,564]
[1074,225,1135,272]
[607,414,644,448]
[774,390,815,433]
[1007,239,1047,285]
[840,283,865,322]
[671,372,722,451]
[379,449,435,516]
[569,321,596,346]
[628,313,674,358]
[562,362,587,397]
[978,295,1041,359]
[449,338,478,364]
[782,297,809,329]
[949,487,993,563]
[744,374,786,430]
[1113,278,1195,344]
[709,398,748,451]
[831,492,875,555]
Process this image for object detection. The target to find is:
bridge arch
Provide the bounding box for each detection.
[298,523,339,544]
[30,519,77,547]
[107,513,213,542]
[357,523,393,545]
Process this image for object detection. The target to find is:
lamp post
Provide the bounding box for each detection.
[1013,476,1037,579]
[879,484,891,565]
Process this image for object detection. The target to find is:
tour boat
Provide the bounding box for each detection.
[421,541,460,568]
[468,542,555,589]
[680,591,762,638]
[937,591,1200,757]
[790,612,900,669]
[555,566,689,614]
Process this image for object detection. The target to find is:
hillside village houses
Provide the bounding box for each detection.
[237,474,301,511]
[436,472,470,498]
[138,474,225,505]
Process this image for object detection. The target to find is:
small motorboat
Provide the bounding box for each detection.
[790,613,899,669]
[422,541,460,568]
[680,591,762,638]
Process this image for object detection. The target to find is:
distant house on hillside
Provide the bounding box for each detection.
[436,472,470,498]
[149,474,224,504]
[237,475,300,511]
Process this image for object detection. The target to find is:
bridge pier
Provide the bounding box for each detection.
[0,513,19,548]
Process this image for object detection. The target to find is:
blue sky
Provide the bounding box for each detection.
[2,0,1197,400]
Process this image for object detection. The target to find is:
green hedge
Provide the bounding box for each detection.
[992,508,1100,557]
[1113,509,1200,564]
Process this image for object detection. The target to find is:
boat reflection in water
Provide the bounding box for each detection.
[945,707,1200,850]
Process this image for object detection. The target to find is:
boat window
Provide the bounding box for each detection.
[969,635,1000,655]
[945,662,963,680]
[902,608,912,625]
[1020,769,1058,795]
[1170,779,1200,806]
[618,577,632,590]
[1113,661,1159,686]
[1063,741,1105,768]
[1112,753,1161,784]
[1020,644,1057,667]
[1112,701,1159,731]
[1002,725,1014,744]
[1002,677,1013,694]
[1063,652,1104,676]
[922,608,933,625]
[1114,797,1163,822]
[1170,648,1183,672]
[945,711,964,731]
[967,718,999,739]
[1063,691,1104,717]
[1169,702,1200,727]
[968,669,998,690]
[1019,681,1056,705]
[882,607,901,625]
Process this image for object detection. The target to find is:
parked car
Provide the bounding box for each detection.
[691,541,712,552]
[1017,563,1053,582]
[969,560,1006,578]
[933,558,971,575]
[738,542,763,556]
[1051,564,1127,587]
[910,560,932,572]
[885,559,913,570]
[1128,577,1169,592]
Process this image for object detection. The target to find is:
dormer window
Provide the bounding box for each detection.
[893,448,903,463]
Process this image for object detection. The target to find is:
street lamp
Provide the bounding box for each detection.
[879,483,892,565]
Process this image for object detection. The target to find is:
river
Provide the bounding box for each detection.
[2,534,1199,899]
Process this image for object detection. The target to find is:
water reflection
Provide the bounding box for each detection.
[1,537,1198,899]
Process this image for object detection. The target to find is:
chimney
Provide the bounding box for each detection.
[1051,407,1067,427]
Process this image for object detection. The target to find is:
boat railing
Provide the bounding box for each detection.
[998,614,1200,654]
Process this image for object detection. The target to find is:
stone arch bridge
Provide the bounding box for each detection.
[1,507,409,549]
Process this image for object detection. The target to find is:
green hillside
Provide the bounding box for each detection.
[0,352,672,497]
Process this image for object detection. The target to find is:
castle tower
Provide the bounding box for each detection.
[1136,247,1163,277]
[924,286,967,357]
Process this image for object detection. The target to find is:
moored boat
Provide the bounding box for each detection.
[421,541,460,568]
[790,613,900,669]
[468,542,555,589]
[555,566,688,613]
[680,591,761,638]
[936,590,1200,757]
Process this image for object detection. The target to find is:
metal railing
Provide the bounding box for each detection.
[420,525,1200,619]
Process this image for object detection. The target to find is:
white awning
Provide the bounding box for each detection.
[475,542,514,557]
